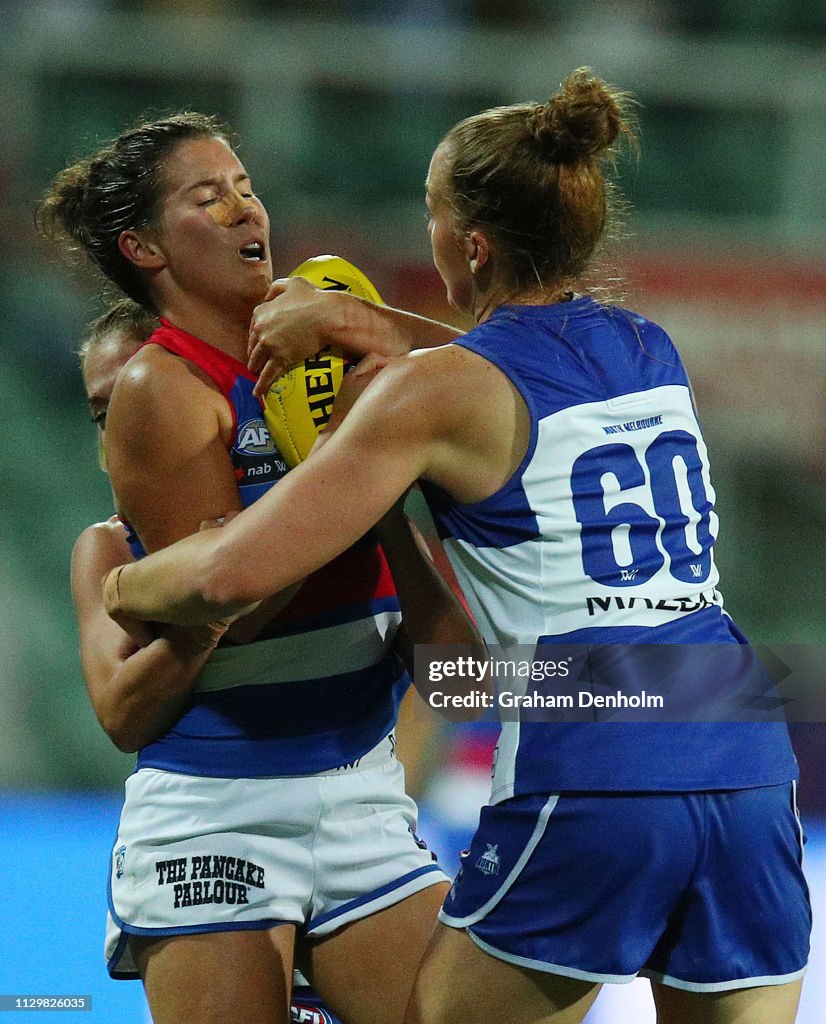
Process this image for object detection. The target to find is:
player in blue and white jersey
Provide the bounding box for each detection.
[104,70,811,1024]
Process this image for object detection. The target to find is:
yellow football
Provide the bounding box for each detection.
[263,256,384,467]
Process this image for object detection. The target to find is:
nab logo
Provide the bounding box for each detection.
[690,564,704,578]
[236,418,277,455]
[620,568,639,582]
[291,1005,334,1024]
[475,843,501,876]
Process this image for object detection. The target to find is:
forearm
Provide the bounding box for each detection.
[379,511,489,723]
[393,686,443,801]
[376,507,486,661]
[104,530,256,626]
[335,296,464,358]
[92,623,227,752]
[224,583,302,643]
[249,281,465,396]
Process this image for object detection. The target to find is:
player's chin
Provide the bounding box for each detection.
[239,264,274,302]
[442,280,471,315]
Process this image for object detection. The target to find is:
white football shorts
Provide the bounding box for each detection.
[105,735,447,977]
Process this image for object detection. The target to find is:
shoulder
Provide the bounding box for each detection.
[367,343,516,433]
[604,304,683,356]
[351,343,526,495]
[385,341,513,394]
[106,343,226,449]
[113,344,219,406]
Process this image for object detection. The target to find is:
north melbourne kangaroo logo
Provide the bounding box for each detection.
[475,844,501,876]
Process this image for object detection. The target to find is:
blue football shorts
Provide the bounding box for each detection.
[440,783,810,991]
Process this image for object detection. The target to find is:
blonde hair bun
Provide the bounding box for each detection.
[528,67,625,164]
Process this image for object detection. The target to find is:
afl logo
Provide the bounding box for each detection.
[236,418,277,455]
[290,1004,334,1024]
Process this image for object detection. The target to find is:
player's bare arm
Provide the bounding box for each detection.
[104,343,526,626]
[374,504,490,714]
[105,344,243,552]
[248,275,464,397]
[104,343,297,640]
[72,518,227,752]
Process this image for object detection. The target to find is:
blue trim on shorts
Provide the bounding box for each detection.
[106,931,138,980]
[306,863,444,933]
[106,913,294,979]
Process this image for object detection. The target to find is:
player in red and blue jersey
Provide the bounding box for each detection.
[47,114,477,1024]
[75,302,358,1024]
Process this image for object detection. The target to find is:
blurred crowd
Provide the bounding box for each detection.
[3,0,826,39]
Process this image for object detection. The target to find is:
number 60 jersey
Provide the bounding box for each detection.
[421,297,797,799]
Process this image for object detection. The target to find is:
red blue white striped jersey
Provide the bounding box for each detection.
[126,320,407,777]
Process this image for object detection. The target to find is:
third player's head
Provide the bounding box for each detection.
[425,67,636,320]
[40,113,272,328]
[80,300,157,465]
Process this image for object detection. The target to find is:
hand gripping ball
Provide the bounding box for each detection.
[263,255,384,467]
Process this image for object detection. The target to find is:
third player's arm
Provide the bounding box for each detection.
[375,502,486,665]
[72,520,227,752]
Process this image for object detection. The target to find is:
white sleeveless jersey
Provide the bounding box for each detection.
[439,380,722,646]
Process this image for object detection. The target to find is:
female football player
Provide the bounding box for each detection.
[102,71,810,1024]
[45,116,480,1024]
[74,299,454,1024]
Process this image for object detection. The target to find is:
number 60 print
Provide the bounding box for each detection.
[571,429,715,587]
